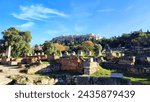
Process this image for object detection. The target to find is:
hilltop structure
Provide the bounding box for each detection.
[51,33,100,43]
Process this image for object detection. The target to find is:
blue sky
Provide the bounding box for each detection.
[0,0,150,45]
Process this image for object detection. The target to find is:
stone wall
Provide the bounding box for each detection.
[54,75,131,85]
[101,62,129,71]
[21,56,38,64]
[73,76,131,85]
[58,56,83,73]
[101,62,150,75]
[83,61,98,75]
[47,55,59,61]
[8,74,131,85]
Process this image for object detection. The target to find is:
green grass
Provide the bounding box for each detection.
[91,66,150,84]
[91,65,111,77]
[124,76,150,84]
[41,60,150,84]
[109,69,150,85]
[124,75,150,85]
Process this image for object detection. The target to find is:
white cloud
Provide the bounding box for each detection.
[12,4,68,21]
[16,22,34,29]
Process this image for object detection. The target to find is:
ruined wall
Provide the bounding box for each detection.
[47,55,59,61]
[54,75,131,85]
[83,62,98,75]
[58,57,83,73]
[101,62,129,71]
[9,74,131,85]
[101,62,148,75]
[1,58,10,65]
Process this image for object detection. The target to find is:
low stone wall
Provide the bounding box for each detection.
[83,62,98,75]
[101,62,130,71]
[1,58,10,65]
[101,62,150,75]
[9,74,131,85]
[54,75,131,85]
[73,76,131,85]
[58,56,83,73]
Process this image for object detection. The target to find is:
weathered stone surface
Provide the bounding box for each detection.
[8,61,18,66]
[58,56,83,73]
[53,75,131,85]
[0,76,13,85]
[73,76,92,85]
[1,58,10,65]
[41,78,49,85]
[83,59,98,75]
[28,64,49,74]
[48,79,55,85]
[93,77,131,85]
[35,63,60,74]
[47,55,59,61]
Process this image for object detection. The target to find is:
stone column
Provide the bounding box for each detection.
[6,46,11,58]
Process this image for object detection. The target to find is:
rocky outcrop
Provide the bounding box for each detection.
[54,75,131,85]
[7,74,131,85]
[0,76,14,85]
[27,64,49,74]
[35,63,60,74]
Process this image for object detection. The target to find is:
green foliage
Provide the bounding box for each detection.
[2,27,32,58]
[42,41,60,55]
[91,65,111,77]
[100,29,150,48]
[94,44,102,52]
[77,41,94,52]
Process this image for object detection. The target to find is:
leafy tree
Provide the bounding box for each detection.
[100,29,150,48]
[54,43,67,51]
[42,41,59,55]
[94,44,102,52]
[2,27,32,58]
[80,41,94,51]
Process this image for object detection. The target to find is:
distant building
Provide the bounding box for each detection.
[51,34,100,43]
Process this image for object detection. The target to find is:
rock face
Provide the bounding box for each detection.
[51,34,99,43]
[0,76,14,85]
[35,63,60,74]
[7,74,131,85]
[72,76,131,85]
[28,64,49,74]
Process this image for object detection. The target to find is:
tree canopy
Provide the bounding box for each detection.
[2,27,32,58]
[42,41,60,55]
[100,29,150,48]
